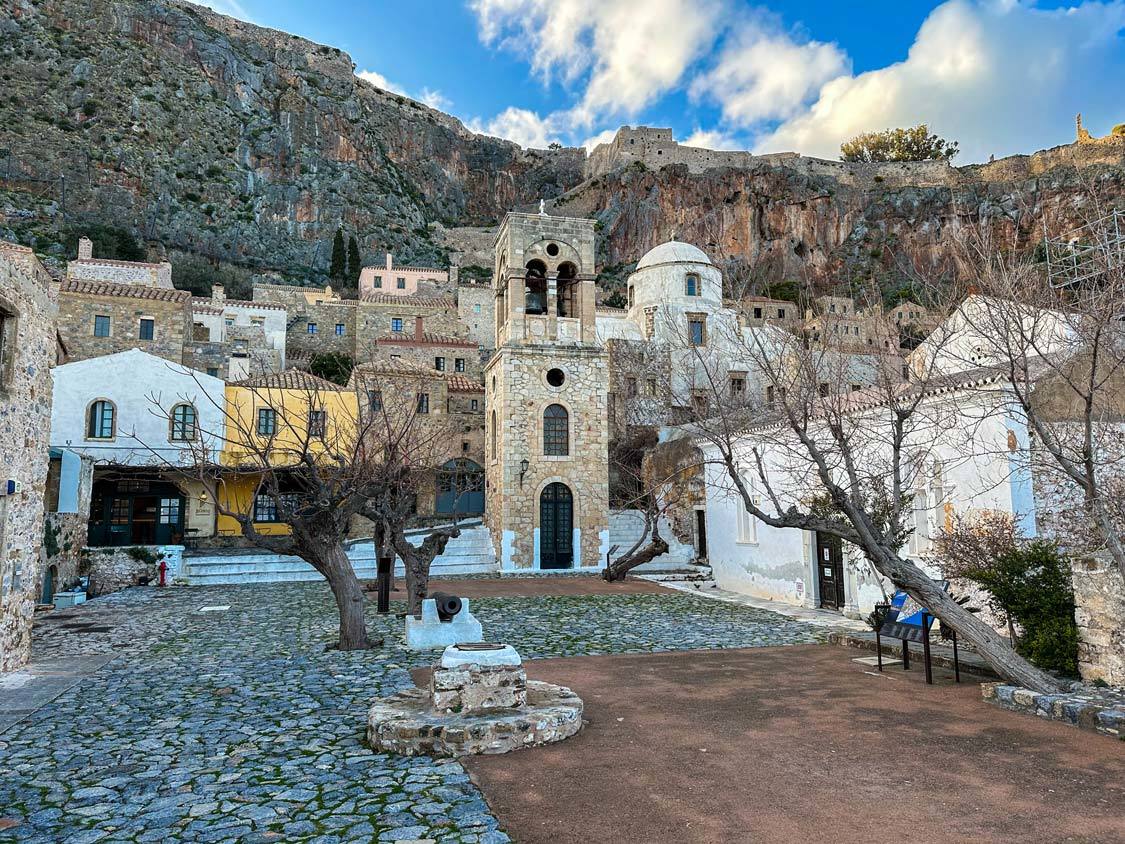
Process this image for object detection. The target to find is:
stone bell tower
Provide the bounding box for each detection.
[484,211,609,570]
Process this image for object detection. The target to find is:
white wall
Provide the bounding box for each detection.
[50,349,226,467]
[700,384,1038,615]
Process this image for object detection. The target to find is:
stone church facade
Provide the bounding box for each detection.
[484,212,609,570]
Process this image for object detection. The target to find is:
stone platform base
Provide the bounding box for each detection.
[367,680,583,757]
[982,682,1125,738]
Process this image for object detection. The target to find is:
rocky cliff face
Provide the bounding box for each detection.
[1,0,1123,296]
[0,0,584,276]
[555,145,1125,297]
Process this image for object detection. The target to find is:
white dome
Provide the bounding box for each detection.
[636,240,712,270]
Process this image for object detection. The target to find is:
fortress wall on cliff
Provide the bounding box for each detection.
[585,126,1125,191]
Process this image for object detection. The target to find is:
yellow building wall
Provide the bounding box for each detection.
[216,384,359,536]
[214,473,293,537]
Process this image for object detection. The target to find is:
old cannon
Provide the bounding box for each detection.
[430,592,463,622]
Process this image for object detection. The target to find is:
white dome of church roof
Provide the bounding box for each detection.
[636,240,712,270]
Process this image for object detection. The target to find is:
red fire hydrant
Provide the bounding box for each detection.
[158,558,168,587]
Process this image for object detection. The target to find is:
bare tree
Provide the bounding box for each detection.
[149,364,460,650]
[947,212,1125,576]
[661,283,1066,692]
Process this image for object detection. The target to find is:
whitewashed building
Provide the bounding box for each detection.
[50,349,226,546]
[698,372,1039,617]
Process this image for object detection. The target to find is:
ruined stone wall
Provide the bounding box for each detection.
[1071,555,1125,686]
[67,259,173,288]
[0,243,55,672]
[81,547,161,597]
[58,288,190,364]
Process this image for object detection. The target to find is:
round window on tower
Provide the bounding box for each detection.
[546,368,565,388]
[546,242,560,257]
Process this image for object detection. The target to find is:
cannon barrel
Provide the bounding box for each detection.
[430,592,463,621]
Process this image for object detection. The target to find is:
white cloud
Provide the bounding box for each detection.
[582,128,620,151]
[754,0,1125,163]
[470,0,724,126]
[690,17,849,126]
[357,70,407,97]
[358,71,453,113]
[468,107,560,148]
[194,0,255,22]
[681,129,743,150]
[419,88,451,111]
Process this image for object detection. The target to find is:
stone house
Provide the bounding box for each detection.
[358,253,454,298]
[372,317,482,381]
[189,285,287,380]
[0,242,56,672]
[804,295,901,352]
[456,283,495,350]
[355,292,465,352]
[57,279,191,364]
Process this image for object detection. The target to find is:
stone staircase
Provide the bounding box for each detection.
[608,510,700,575]
[182,524,498,585]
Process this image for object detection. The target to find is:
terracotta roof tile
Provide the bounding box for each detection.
[360,292,456,308]
[232,369,347,391]
[379,331,476,347]
[61,279,191,303]
[447,374,485,393]
[70,257,168,269]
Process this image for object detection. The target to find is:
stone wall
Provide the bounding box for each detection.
[1071,555,1125,686]
[456,284,495,349]
[81,546,162,596]
[0,242,56,672]
[485,345,609,569]
[67,258,173,288]
[355,296,465,353]
[57,284,191,364]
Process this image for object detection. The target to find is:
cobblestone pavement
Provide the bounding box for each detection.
[0,584,825,843]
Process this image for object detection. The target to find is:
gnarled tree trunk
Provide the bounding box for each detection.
[603,519,668,582]
[320,542,376,650]
[393,526,460,617]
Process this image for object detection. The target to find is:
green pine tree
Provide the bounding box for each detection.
[329,227,347,281]
[347,235,362,285]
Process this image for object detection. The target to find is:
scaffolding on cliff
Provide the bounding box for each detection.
[1043,208,1125,288]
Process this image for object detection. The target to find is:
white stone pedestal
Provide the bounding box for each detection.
[404,597,483,650]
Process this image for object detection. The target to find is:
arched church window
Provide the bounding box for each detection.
[543,404,569,456]
[557,262,577,318]
[685,273,701,296]
[525,260,547,316]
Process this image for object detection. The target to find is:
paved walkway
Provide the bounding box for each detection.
[650,579,870,631]
[0,581,824,843]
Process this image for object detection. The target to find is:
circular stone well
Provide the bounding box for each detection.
[367,681,583,758]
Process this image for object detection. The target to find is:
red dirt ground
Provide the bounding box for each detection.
[460,645,1125,844]
[368,575,670,600]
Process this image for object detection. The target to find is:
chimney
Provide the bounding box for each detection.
[415,315,424,340]
[77,236,93,260]
[385,253,393,271]
[212,284,225,302]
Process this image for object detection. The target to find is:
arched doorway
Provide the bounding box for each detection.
[539,482,573,569]
[435,459,484,516]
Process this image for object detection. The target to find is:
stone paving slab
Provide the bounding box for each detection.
[0,655,114,734]
[0,582,821,843]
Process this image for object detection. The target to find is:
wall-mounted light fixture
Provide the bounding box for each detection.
[519,458,530,487]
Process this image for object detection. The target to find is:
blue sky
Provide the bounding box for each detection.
[202,0,1125,162]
